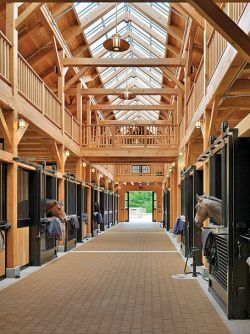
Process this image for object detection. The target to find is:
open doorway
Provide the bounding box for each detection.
[125,191,156,223]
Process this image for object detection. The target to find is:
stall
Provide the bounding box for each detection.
[162,189,170,230]
[91,185,99,236]
[0,162,7,279]
[198,123,250,319]
[180,165,203,265]
[100,189,108,231]
[108,191,113,227]
[64,175,78,251]
[114,193,119,225]
[77,183,88,242]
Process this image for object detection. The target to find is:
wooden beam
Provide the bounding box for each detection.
[63,3,115,43]
[16,123,29,145]
[91,104,176,111]
[64,67,90,92]
[67,88,179,96]
[62,58,186,68]
[171,3,204,29]
[208,97,220,138]
[131,3,183,42]
[0,109,12,148]
[187,0,250,60]
[51,140,62,170]
[52,36,62,76]
[15,3,43,30]
[160,67,185,92]
[227,79,250,96]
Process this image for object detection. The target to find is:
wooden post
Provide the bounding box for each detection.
[170,167,178,230]
[75,158,83,181]
[77,82,83,147]
[85,166,92,237]
[85,98,91,146]
[5,4,19,275]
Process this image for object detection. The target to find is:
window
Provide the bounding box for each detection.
[18,169,30,220]
[132,165,151,174]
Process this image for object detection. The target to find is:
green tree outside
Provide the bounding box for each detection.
[129,191,152,213]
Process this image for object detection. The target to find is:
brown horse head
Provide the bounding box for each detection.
[194,194,222,228]
[46,200,67,222]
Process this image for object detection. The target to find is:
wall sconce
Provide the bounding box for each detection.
[167,174,169,178]
[99,173,103,178]
[108,179,112,183]
[179,151,183,157]
[169,168,173,172]
[64,150,70,157]
[91,168,95,173]
[172,162,175,167]
[195,120,202,129]
[131,182,134,185]
[82,161,87,167]
[123,182,126,185]
[18,119,26,129]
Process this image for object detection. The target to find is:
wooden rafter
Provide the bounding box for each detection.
[131,3,184,42]
[91,104,176,111]
[160,67,185,92]
[16,123,29,145]
[52,36,62,76]
[0,109,11,148]
[67,87,179,96]
[64,67,91,92]
[187,0,250,60]
[15,3,43,30]
[62,58,186,68]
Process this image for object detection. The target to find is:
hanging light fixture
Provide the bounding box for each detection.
[118,71,136,100]
[103,3,130,52]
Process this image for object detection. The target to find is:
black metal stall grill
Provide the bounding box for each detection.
[211,235,228,290]
[40,218,57,265]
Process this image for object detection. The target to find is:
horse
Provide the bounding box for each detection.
[45,200,67,222]
[194,194,222,228]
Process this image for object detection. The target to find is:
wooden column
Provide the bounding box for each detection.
[86,166,92,237]
[170,167,178,230]
[85,98,91,145]
[77,82,83,147]
[5,4,19,273]
[75,158,83,181]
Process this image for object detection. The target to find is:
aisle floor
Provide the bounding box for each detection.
[0,223,230,334]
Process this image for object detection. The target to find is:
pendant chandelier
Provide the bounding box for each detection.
[103,4,130,52]
[118,71,136,100]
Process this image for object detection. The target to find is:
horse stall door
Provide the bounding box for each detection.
[77,184,83,242]
[114,194,118,225]
[124,192,129,222]
[0,163,7,279]
[64,179,77,251]
[91,186,98,236]
[180,168,194,257]
[108,193,113,227]
[193,169,203,266]
[82,186,88,238]
[163,190,170,230]
[152,192,157,222]
[104,191,108,228]
[100,190,105,231]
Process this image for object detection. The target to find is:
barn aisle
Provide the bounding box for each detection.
[0,223,229,334]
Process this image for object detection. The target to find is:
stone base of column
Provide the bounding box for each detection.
[6,266,20,278]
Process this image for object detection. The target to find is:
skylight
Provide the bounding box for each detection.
[74,2,170,121]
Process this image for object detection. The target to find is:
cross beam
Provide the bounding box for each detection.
[66,88,180,96]
[91,104,175,111]
[61,58,186,68]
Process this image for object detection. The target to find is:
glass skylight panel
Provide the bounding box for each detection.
[74,2,99,19]
[73,2,170,120]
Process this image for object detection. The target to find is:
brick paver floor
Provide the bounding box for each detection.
[0,222,229,334]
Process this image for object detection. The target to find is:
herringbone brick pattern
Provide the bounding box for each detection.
[0,223,229,334]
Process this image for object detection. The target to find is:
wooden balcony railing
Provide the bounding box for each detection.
[114,163,165,176]
[18,53,62,129]
[82,124,178,149]
[0,31,11,83]
[179,113,186,142]
[186,58,204,127]
[207,2,247,83]
[65,108,81,144]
